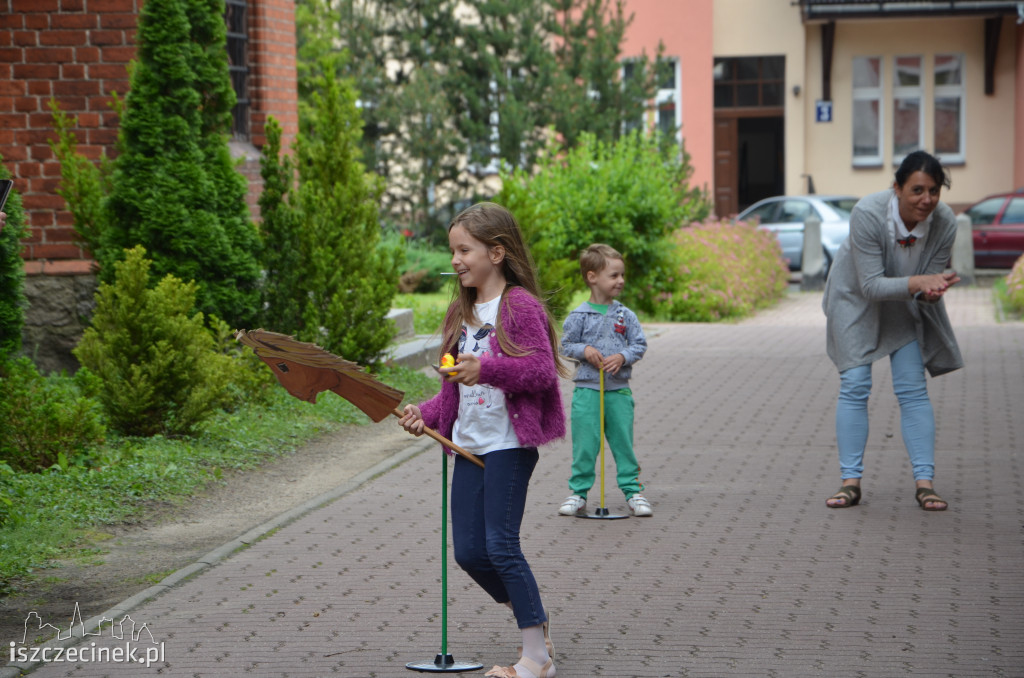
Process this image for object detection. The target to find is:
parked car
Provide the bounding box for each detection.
[961,189,1024,269]
[736,195,859,273]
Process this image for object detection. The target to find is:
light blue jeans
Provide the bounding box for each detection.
[836,340,936,481]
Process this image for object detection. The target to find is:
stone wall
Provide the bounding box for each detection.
[21,272,97,374]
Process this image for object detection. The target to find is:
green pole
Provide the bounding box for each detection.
[441,452,448,655]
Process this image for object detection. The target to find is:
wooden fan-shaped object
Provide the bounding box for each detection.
[236,329,482,467]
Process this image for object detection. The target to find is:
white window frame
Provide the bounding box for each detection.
[933,52,966,164]
[892,55,923,163]
[852,56,884,167]
[621,59,644,134]
[468,78,501,176]
[654,57,681,145]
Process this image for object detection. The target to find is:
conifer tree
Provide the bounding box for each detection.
[73,246,232,436]
[0,160,26,362]
[296,64,399,364]
[100,0,260,329]
[259,62,399,366]
[256,118,304,335]
[547,0,662,148]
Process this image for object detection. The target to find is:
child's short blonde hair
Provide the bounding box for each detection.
[579,243,623,280]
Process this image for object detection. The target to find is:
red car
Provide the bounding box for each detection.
[962,189,1024,268]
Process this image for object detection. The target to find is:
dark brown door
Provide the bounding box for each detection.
[714,116,738,218]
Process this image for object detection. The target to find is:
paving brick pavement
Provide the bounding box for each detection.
[7,287,1023,678]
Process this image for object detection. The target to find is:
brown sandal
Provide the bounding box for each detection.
[915,487,948,511]
[826,484,861,508]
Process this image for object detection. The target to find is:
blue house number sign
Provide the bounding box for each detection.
[815,100,833,123]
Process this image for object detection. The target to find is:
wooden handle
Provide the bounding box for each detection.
[391,408,485,468]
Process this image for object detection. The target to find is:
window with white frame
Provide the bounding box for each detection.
[224,0,249,140]
[621,61,644,134]
[468,79,501,176]
[852,56,882,166]
[934,53,965,163]
[655,57,679,139]
[892,56,922,160]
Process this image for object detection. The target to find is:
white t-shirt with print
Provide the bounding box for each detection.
[451,296,520,455]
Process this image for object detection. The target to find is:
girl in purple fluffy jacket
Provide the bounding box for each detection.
[399,202,568,678]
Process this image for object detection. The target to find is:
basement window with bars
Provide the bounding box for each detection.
[225,0,249,140]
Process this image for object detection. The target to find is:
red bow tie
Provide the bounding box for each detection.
[896,234,917,249]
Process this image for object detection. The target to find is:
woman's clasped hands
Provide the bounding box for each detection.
[911,271,961,302]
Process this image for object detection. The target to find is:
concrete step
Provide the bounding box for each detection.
[385,333,442,370]
[385,308,415,341]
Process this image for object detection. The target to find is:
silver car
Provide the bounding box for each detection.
[737,195,859,273]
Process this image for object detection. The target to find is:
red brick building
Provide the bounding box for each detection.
[0,0,299,371]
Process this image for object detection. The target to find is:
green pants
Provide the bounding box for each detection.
[569,386,643,499]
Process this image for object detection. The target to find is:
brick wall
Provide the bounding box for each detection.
[0,0,298,371]
[1,0,140,275]
[249,0,299,151]
[0,0,298,271]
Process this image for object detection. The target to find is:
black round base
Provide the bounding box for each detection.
[579,507,629,519]
[406,654,484,673]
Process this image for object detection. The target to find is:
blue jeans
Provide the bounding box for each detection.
[451,447,547,629]
[836,340,936,481]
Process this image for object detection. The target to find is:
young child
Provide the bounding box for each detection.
[558,243,651,517]
[399,202,566,678]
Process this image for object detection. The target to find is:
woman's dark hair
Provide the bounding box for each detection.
[894,150,951,189]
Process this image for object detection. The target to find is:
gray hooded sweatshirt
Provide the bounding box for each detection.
[561,300,648,391]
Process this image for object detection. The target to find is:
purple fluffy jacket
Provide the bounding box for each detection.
[419,286,566,453]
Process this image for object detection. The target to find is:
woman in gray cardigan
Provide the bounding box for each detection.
[822,151,962,511]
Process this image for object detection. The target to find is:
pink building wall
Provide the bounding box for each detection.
[621,0,714,196]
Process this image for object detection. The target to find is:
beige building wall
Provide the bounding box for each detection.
[804,16,1017,208]
[712,0,807,196]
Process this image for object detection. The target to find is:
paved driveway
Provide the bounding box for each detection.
[9,288,1023,677]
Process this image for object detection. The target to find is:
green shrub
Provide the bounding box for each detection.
[1001,255,1024,316]
[499,131,710,319]
[73,246,234,436]
[0,158,26,362]
[0,358,106,473]
[399,243,454,293]
[0,462,13,528]
[655,218,789,322]
[208,315,279,409]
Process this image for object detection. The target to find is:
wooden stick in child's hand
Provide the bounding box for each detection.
[390,408,485,468]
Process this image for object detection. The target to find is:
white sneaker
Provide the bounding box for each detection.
[558,494,587,516]
[627,494,653,517]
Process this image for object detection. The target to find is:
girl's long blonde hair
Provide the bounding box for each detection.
[441,202,569,378]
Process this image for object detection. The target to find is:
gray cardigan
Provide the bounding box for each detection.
[561,300,647,391]
[822,189,963,376]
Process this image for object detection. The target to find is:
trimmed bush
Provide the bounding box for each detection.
[73,246,234,436]
[499,131,710,319]
[655,218,790,322]
[0,358,106,472]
